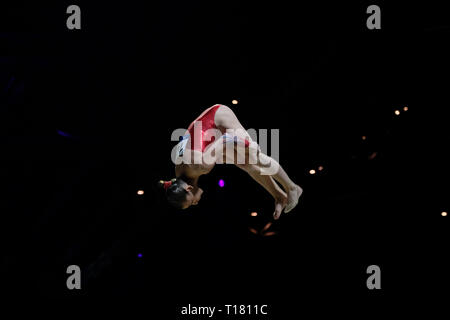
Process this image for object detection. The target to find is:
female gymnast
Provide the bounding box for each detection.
[159,104,303,220]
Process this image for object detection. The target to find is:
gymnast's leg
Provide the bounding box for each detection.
[236,163,287,220]
[215,105,303,215]
[256,152,303,213]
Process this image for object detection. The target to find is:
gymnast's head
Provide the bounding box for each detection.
[158,178,203,209]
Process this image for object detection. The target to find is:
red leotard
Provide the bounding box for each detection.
[186,104,222,152]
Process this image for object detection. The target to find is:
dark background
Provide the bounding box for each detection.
[1,0,449,314]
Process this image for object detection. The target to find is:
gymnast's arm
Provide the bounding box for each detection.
[175,163,183,177]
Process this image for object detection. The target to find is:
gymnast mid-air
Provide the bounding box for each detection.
[159,104,303,220]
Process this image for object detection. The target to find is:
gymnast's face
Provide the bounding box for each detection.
[182,184,203,209]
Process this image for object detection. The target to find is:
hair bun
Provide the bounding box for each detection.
[158,180,172,191]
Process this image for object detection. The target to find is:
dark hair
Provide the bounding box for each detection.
[158,178,188,209]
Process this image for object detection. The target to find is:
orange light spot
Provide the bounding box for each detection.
[368,152,378,160]
[262,222,272,232]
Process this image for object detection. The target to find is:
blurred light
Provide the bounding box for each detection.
[249,221,278,237]
[309,169,316,175]
[218,179,225,187]
[262,222,272,231]
[442,211,448,217]
[137,253,143,258]
[137,190,144,195]
[362,135,367,140]
[403,106,408,111]
[394,110,400,115]
[251,212,258,217]
[57,130,72,138]
[318,165,324,171]
[368,152,378,160]
[232,99,238,105]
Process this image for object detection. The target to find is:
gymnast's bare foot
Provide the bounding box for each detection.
[285,184,303,213]
[273,195,287,220]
